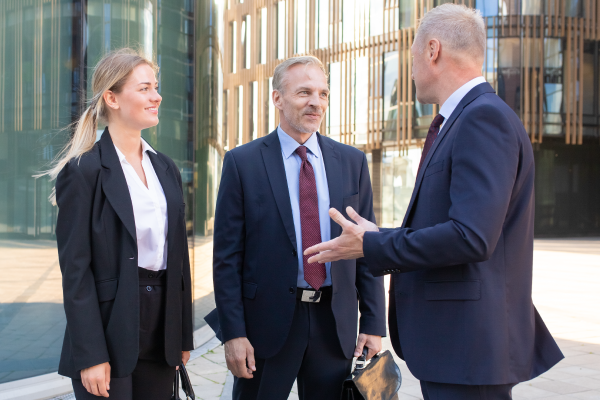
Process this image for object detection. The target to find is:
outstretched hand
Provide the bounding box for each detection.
[304,206,378,264]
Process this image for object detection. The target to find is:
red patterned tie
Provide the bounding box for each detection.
[417,114,445,173]
[296,146,326,290]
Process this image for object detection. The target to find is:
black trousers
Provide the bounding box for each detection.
[420,380,517,400]
[72,268,176,400]
[233,289,353,400]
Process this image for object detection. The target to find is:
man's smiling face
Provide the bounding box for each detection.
[276,64,329,134]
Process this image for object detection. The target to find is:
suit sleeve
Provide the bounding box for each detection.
[175,165,194,351]
[213,151,247,342]
[364,103,520,275]
[55,160,110,371]
[355,153,387,337]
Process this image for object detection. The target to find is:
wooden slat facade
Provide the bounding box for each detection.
[223,0,599,150]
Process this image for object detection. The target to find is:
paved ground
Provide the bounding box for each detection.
[185,238,600,400]
[0,236,214,385]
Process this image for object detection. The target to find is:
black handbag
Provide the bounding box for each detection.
[341,348,402,400]
[171,363,196,400]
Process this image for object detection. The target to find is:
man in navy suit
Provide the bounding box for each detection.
[210,56,386,400]
[305,4,563,399]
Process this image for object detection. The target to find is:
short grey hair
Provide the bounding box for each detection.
[415,3,486,63]
[272,56,328,93]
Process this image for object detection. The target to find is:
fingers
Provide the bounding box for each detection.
[366,346,378,360]
[328,208,353,229]
[354,334,367,357]
[346,206,364,224]
[104,364,111,392]
[246,345,256,373]
[235,355,253,379]
[97,380,110,397]
[304,238,339,260]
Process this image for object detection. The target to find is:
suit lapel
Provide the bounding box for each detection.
[318,133,343,239]
[147,151,181,259]
[99,128,137,242]
[260,131,297,250]
[402,82,496,227]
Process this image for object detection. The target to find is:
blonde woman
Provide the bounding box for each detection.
[42,49,193,399]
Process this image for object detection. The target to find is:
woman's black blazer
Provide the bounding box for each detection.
[55,128,193,379]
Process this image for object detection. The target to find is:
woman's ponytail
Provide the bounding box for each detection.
[37,48,158,205]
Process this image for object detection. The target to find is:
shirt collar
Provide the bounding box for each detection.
[438,76,487,121]
[277,125,320,160]
[113,138,156,164]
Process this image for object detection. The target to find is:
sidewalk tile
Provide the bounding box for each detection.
[531,381,589,395]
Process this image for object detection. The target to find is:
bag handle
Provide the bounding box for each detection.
[355,347,369,370]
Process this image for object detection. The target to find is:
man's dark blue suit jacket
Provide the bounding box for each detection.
[211,131,386,360]
[364,83,564,385]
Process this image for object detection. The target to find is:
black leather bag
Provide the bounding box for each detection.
[172,363,196,400]
[341,349,402,400]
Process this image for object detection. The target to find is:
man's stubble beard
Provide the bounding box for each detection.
[282,104,323,135]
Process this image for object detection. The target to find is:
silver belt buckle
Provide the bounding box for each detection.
[301,290,321,303]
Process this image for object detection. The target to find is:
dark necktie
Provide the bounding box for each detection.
[296,146,326,290]
[417,114,445,173]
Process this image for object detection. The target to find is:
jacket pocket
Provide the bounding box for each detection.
[242,281,258,299]
[96,278,118,302]
[342,193,359,215]
[424,159,444,177]
[424,280,480,301]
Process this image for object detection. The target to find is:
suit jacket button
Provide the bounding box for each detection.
[292,250,298,257]
[148,273,155,278]
[146,286,152,292]
[289,287,295,294]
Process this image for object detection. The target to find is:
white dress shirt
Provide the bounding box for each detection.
[438,76,487,132]
[277,126,332,288]
[114,139,168,271]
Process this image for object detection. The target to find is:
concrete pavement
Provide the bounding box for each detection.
[184,238,600,399]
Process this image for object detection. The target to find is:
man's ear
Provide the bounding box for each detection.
[272,90,284,111]
[428,39,441,63]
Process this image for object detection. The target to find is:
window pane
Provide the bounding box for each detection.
[398,0,415,29]
[544,38,563,135]
[231,21,237,73]
[370,0,383,37]
[355,57,369,145]
[498,38,521,114]
[316,0,329,48]
[296,0,307,53]
[277,1,286,59]
[383,51,398,142]
[476,0,499,17]
[260,8,267,63]
[328,62,341,140]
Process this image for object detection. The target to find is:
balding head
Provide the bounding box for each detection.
[410,3,486,105]
[415,3,486,66]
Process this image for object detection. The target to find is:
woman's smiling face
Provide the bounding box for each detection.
[108,63,162,130]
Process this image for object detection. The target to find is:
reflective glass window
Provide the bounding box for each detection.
[383,52,399,143]
[476,0,499,17]
[497,38,521,114]
[544,38,564,135]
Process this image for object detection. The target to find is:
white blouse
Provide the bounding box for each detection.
[114,139,168,271]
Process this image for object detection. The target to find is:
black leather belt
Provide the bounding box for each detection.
[296,286,332,303]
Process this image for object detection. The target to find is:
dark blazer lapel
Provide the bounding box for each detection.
[402,82,496,227]
[147,151,181,259]
[260,131,297,250]
[99,128,137,242]
[318,133,343,239]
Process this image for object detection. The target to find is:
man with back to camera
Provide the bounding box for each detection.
[305,4,564,399]
[209,56,386,399]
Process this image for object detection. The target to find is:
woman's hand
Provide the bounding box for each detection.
[80,362,111,397]
[176,351,191,370]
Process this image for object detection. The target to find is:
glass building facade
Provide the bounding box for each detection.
[0,0,599,385]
